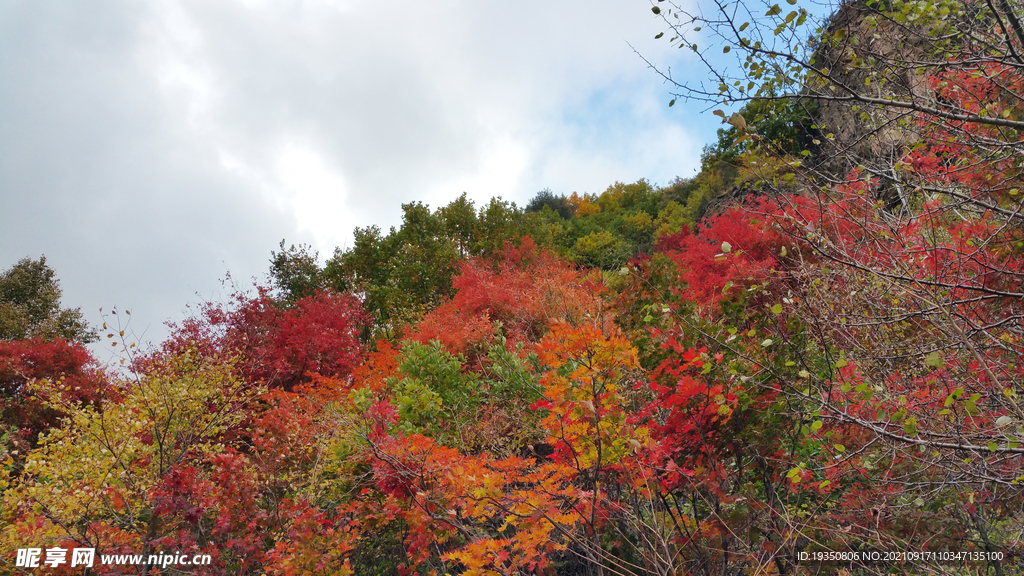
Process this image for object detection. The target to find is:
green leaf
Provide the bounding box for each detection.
[655,32,664,39]
[766,4,782,15]
[835,358,847,368]
[651,6,661,14]
[810,420,823,432]
[903,416,918,436]
[834,444,845,453]
[819,480,831,488]
[997,415,1014,427]
[721,241,732,253]
[771,303,783,314]
[988,441,999,452]
[924,351,944,368]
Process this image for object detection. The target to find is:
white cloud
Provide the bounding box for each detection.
[276,144,356,250]
[0,0,717,349]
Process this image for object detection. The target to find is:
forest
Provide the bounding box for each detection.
[3,0,1024,573]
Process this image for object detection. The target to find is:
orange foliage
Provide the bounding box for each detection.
[410,237,602,354]
[347,340,402,397]
[568,191,600,216]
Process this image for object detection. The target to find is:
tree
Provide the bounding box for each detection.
[329,203,462,340]
[0,259,103,453]
[2,347,363,576]
[438,192,481,258]
[163,286,365,391]
[1,350,262,573]
[410,237,602,354]
[0,256,96,343]
[526,188,575,220]
[269,241,327,303]
[649,0,1024,465]
[646,0,1024,188]
[640,0,1024,571]
[0,338,107,451]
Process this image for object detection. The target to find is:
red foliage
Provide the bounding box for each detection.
[410,237,600,354]
[652,226,691,253]
[162,288,366,390]
[348,340,401,398]
[661,205,784,307]
[0,338,107,449]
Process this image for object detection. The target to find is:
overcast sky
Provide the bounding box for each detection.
[1,0,721,353]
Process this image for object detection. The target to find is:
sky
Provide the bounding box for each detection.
[0,0,724,353]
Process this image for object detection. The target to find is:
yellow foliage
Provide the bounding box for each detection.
[573,230,628,268]
[568,191,600,216]
[1,350,259,553]
[622,210,654,233]
[654,201,690,239]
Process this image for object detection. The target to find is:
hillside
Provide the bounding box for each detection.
[3,0,1024,574]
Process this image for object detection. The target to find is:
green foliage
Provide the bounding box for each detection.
[0,256,96,343]
[390,340,476,435]
[525,188,574,220]
[703,98,817,169]
[437,192,480,257]
[478,197,531,254]
[271,177,719,344]
[326,203,461,340]
[479,334,541,405]
[269,241,326,303]
[572,230,631,269]
[598,179,660,215]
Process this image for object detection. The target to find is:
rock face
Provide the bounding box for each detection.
[809,1,935,175]
[703,0,944,217]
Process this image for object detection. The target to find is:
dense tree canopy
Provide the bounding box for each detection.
[0,256,95,343]
[0,258,104,454]
[3,0,1024,574]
